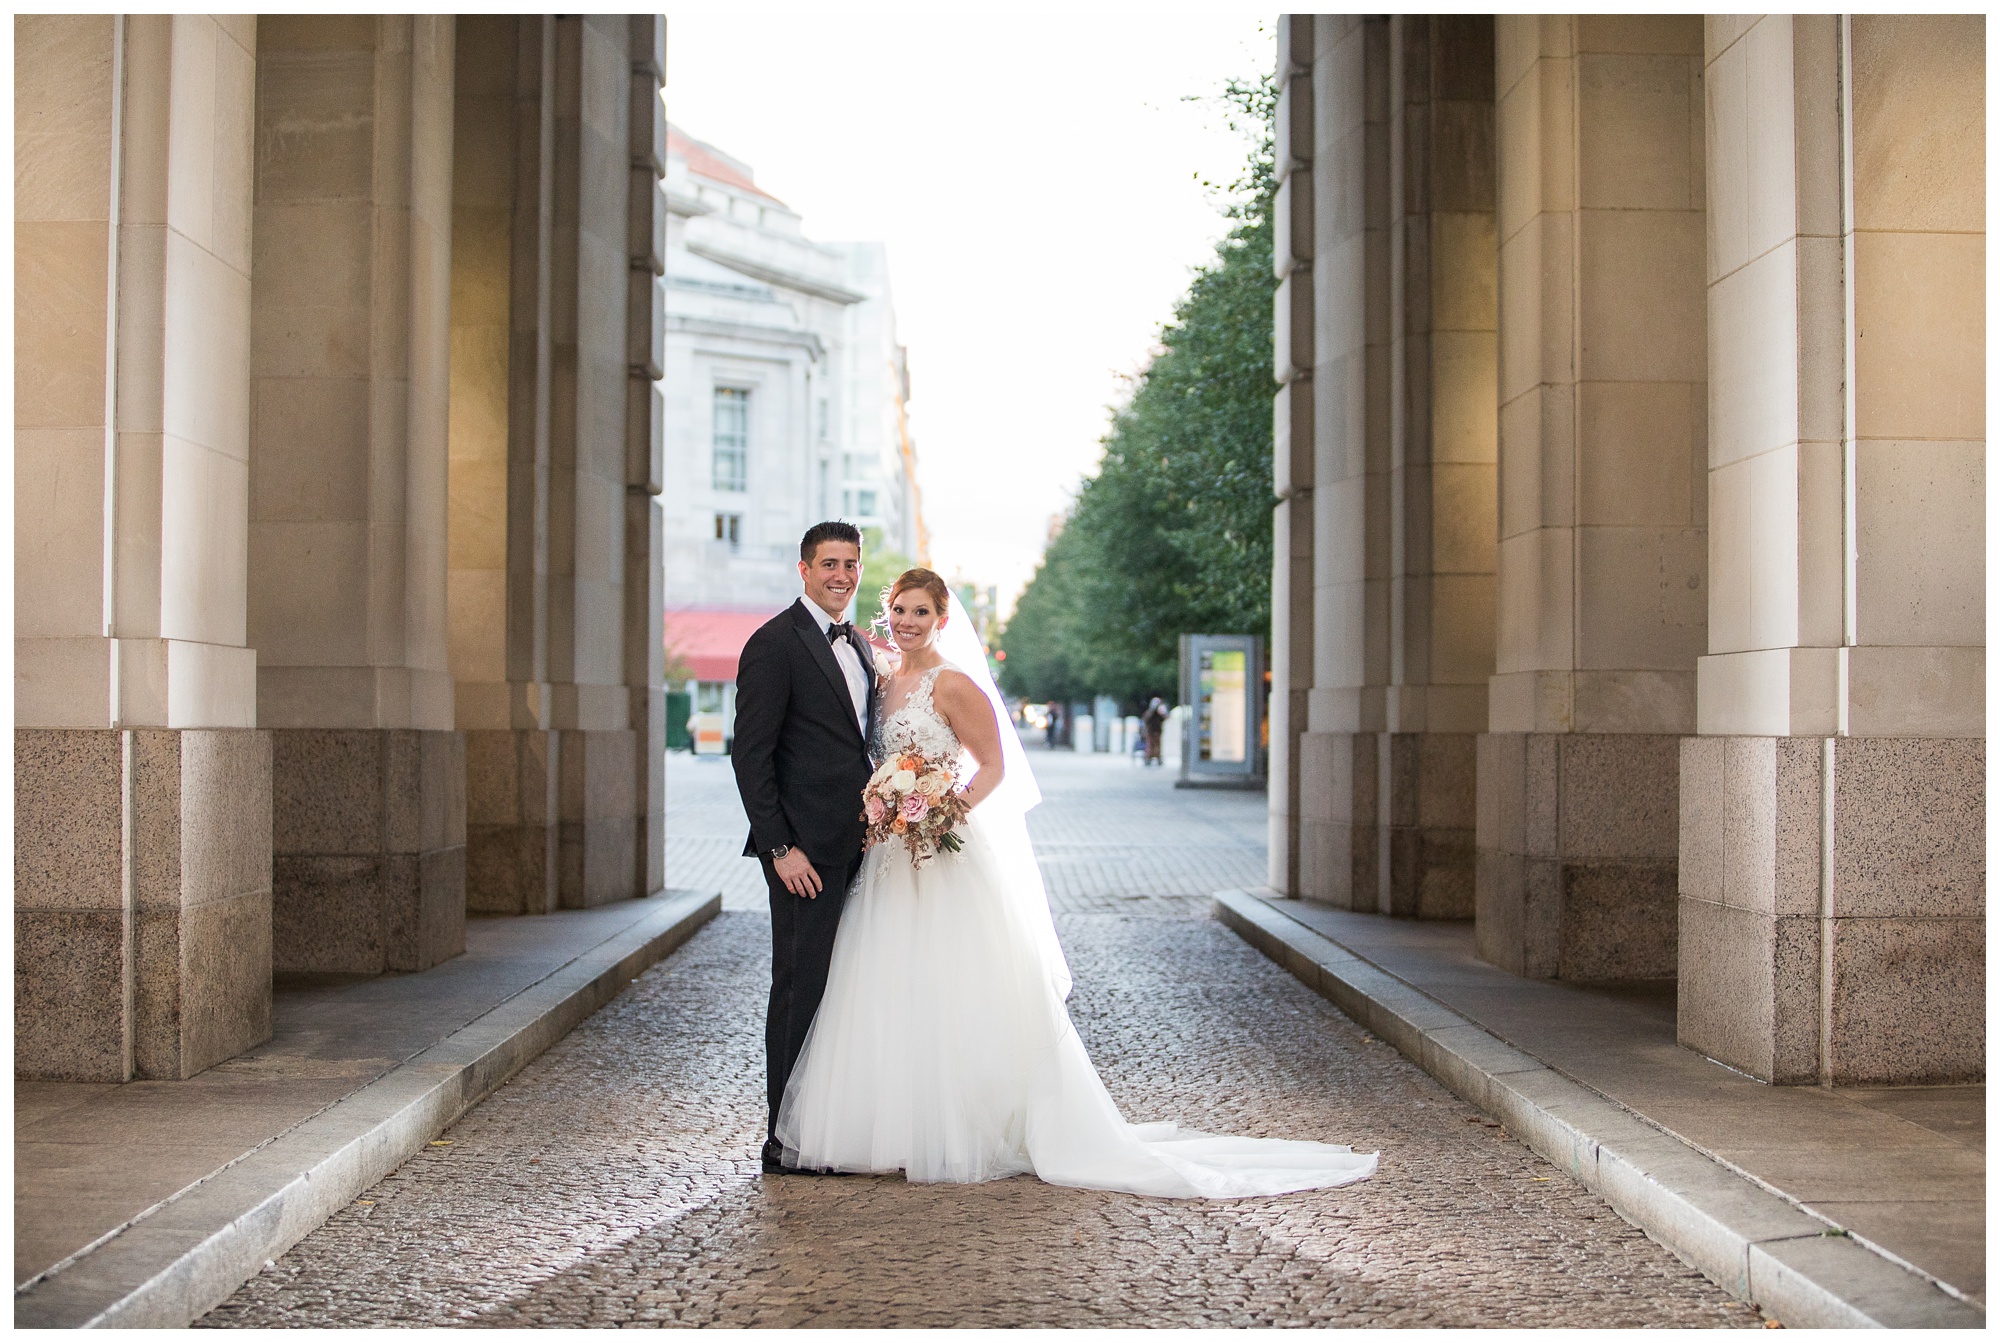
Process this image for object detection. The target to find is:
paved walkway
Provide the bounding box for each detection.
[15,896,711,1294]
[1270,897,1984,1305]
[201,752,1760,1327]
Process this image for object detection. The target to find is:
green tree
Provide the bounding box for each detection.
[999,72,1276,711]
[853,526,916,638]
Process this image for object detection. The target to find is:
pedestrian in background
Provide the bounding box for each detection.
[1045,702,1062,749]
[1142,697,1168,767]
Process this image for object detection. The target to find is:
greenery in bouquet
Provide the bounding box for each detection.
[861,750,971,867]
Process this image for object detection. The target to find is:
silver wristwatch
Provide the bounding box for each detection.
[767,844,791,861]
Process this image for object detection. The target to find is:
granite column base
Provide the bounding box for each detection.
[1296,731,1377,910]
[1383,732,1477,919]
[1678,735,1985,1085]
[1297,730,1476,918]
[270,729,466,976]
[16,728,273,1081]
[558,727,642,909]
[1474,731,1681,983]
[466,728,560,915]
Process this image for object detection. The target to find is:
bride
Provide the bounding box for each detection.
[774,568,1377,1198]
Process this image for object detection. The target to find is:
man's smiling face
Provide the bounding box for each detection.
[799,540,862,619]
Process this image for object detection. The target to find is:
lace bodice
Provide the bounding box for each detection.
[873,663,961,761]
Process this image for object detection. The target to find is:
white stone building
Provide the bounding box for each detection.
[661,127,921,734]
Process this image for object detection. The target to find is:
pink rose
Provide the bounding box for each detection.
[865,795,887,824]
[899,793,930,823]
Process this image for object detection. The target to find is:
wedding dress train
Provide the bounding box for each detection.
[774,664,1377,1199]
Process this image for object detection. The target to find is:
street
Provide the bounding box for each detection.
[201,751,1759,1327]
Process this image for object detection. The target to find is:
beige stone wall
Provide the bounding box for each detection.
[1268,15,1316,894]
[1381,16,1496,918]
[1269,10,1981,1077]
[1292,15,1389,910]
[1489,15,1708,735]
[1274,16,1498,920]
[19,15,260,730]
[248,15,456,732]
[1476,15,1707,982]
[450,17,559,914]
[247,16,466,974]
[15,16,273,1082]
[15,12,668,1078]
[1844,14,1984,736]
[1682,15,1984,1085]
[446,16,666,912]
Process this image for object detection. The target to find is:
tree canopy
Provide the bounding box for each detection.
[998,76,1277,711]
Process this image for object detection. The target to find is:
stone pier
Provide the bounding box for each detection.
[15,12,668,1080]
[1268,12,1982,1084]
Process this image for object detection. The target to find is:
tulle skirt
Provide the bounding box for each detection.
[774,810,1378,1199]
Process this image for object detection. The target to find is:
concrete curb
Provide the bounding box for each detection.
[1213,888,1982,1330]
[16,888,722,1329]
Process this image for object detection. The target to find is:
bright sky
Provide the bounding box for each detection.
[663,6,1275,614]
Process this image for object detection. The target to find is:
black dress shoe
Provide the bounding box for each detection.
[760,1138,787,1174]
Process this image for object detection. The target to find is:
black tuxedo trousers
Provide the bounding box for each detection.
[760,848,864,1138]
[730,600,876,1138]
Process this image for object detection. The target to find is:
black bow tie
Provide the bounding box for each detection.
[827,621,855,643]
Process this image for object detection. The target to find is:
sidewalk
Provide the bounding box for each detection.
[14,888,719,1328]
[1215,889,1983,1330]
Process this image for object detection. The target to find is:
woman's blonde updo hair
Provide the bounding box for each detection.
[887,567,951,615]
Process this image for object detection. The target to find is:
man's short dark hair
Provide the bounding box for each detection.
[800,520,863,563]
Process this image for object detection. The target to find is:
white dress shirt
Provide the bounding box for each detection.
[805,599,870,734]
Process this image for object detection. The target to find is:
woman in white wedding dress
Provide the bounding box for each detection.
[775,569,1376,1199]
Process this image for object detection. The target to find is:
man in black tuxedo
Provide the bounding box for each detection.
[731,521,877,1173]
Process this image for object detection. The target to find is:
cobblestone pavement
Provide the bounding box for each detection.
[203,750,1762,1328]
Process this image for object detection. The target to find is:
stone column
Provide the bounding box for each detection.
[1476,17,1708,981]
[1681,15,1984,1084]
[1268,14,1316,895]
[544,15,656,907]
[249,16,466,974]
[16,15,272,1079]
[451,16,561,914]
[548,13,640,903]
[449,16,663,913]
[1381,16,1497,918]
[625,16,669,901]
[1296,15,1393,910]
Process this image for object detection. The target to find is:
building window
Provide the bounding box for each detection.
[842,452,860,481]
[714,512,741,549]
[857,489,878,517]
[712,387,749,491]
[817,397,830,442]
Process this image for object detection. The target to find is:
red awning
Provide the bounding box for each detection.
[664,607,783,683]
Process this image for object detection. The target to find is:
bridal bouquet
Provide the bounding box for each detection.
[861,750,970,867]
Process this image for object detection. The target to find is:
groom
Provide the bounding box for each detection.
[731,521,877,1174]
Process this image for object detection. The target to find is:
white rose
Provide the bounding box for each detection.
[872,651,897,679]
[889,768,917,793]
[869,759,895,785]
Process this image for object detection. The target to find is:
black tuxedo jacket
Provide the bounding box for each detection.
[733,599,878,867]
